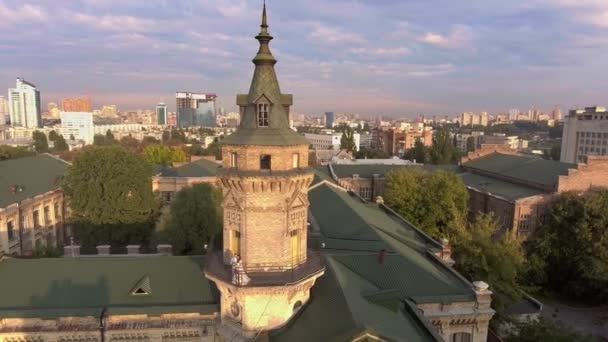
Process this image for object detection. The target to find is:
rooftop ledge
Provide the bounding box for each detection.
[204,250,325,287]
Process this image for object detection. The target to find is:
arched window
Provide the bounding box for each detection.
[257,103,269,127]
[451,332,472,342]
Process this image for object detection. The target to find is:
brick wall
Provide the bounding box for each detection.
[222,144,309,171]
[557,156,608,192]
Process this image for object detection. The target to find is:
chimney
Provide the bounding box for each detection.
[156,244,173,256]
[375,196,384,205]
[127,245,141,255]
[96,245,111,256]
[378,249,386,265]
[63,245,81,257]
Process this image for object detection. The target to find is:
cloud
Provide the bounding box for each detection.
[72,12,158,32]
[419,25,474,48]
[0,3,47,26]
[308,23,366,45]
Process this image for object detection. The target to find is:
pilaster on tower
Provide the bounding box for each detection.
[204,3,324,339]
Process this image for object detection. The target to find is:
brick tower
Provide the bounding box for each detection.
[205,3,325,340]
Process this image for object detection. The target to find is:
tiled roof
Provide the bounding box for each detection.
[221,128,308,146]
[459,172,545,201]
[0,256,218,318]
[462,152,576,190]
[159,159,219,178]
[0,154,69,208]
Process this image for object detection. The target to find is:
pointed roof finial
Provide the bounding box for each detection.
[262,0,268,28]
[254,0,275,65]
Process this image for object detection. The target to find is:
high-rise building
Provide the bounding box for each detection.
[459,112,489,127]
[62,97,92,112]
[560,106,608,163]
[324,111,334,128]
[61,111,94,145]
[175,92,217,128]
[8,78,42,128]
[156,102,168,125]
[552,107,562,121]
[0,96,7,125]
[508,108,519,121]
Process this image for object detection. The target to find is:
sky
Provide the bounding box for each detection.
[0,0,607,117]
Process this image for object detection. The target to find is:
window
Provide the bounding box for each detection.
[518,214,530,233]
[44,206,50,225]
[451,333,472,342]
[54,202,61,220]
[260,154,271,170]
[292,153,300,168]
[7,221,15,240]
[257,103,269,127]
[161,191,173,203]
[33,210,40,228]
[359,187,371,200]
[230,152,238,168]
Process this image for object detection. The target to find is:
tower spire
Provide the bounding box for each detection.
[254,0,276,65]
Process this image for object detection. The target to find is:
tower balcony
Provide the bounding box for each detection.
[204,250,325,287]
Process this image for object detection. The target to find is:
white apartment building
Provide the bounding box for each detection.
[481,133,528,150]
[304,132,361,151]
[0,96,7,125]
[560,107,608,163]
[61,112,94,145]
[8,78,42,128]
[459,112,489,127]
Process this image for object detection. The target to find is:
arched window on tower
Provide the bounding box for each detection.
[451,332,472,342]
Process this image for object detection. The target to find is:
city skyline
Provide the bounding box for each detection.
[0,0,607,116]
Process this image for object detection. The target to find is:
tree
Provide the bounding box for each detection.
[354,148,388,159]
[32,131,49,153]
[69,134,75,141]
[119,136,142,153]
[412,138,428,163]
[161,130,171,143]
[143,144,188,166]
[0,145,35,160]
[64,145,157,226]
[453,213,525,311]
[506,319,593,342]
[202,140,222,160]
[384,168,468,238]
[526,189,608,303]
[105,129,115,141]
[340,129,357,152]
[429,128,456,164]
[166,183,222,255]
[466,136,476,152]
[549,143,561,161]
[48,130,68,152]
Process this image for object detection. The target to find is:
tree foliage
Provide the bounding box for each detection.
[384,168,468,238]
[105,129,115,140]
[354,147,388,159]
[142,144,187,166]
[64,146,157,226]
[165,183,222,255]
[466,136,476,152]
[32,131,49,153]
[526,189,608,303]
[453,213,526,311]
[429,128,458,164]
[404,138,428,163]
[0,145,35,161]
[48,130,68,152]
[505,319,593,342]
[340,129,357,152]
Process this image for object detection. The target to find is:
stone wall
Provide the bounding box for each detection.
[221,144,309,171]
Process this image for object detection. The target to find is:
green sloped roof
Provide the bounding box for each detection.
[330,164,458,179]
[159,159,219,178]
[221,128,308,146]
[462,153,576,189]
[309,184,474,304]
[0,154,69,208]
[459,172,544,201]
[311,164,336,186]
[0,256,218,318]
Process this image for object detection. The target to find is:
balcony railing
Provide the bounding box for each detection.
[205,250,325,287]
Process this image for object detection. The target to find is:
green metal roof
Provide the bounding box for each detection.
[309,184,475,304]
[221,128,308,146]
[159,159,219,178]
[270,257,439,342]
[459,172,545,201]
[0,154,69,208]
[330,164,458,179]
[462,153,576,190]
[0,256,218,318]
[311,165,336,186]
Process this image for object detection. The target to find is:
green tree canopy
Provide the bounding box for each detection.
[506,319,593,342]
[0,145,35,161]
[466,136,476,152]
[340,129,357,152]
[64,146,157,226]
[142,144,188,166]
[527,189,608,303]
[32,131,49,153]
[105,129,115,140]
[384,168,468,238]
[166,183,222,255]
[354,147,388,159]
[48,130,68,152]
[202,140,222,160]
[429,128,457,164]
[453,213,525,311]
[412,138,428,163]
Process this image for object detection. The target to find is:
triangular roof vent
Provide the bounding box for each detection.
[130,275,152,296]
